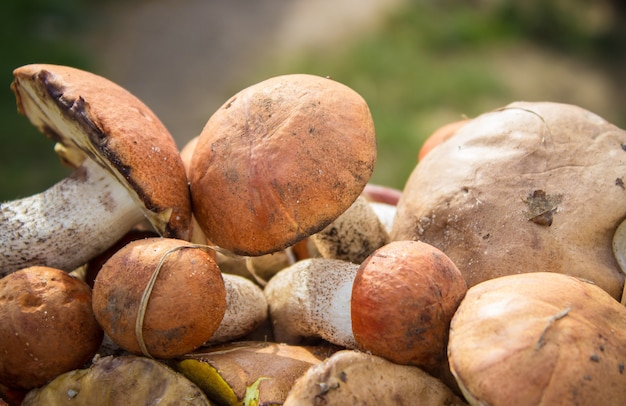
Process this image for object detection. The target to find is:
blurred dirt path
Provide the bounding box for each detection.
[86,0,404,147]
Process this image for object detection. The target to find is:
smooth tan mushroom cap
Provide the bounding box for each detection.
[392,101,626,299]
[189,74,376,256]
[0,266,103,389]
[448,272,626,405]
[11,64,191,240]
[92,238,226,359]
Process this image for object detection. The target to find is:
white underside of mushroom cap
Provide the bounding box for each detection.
[264,258,358,348]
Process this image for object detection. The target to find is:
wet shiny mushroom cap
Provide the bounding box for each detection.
[11,64,191,239]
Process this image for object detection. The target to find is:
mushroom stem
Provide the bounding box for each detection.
[1,158,146,276]
[264,258,359,348]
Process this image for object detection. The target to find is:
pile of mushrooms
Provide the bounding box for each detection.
[2,63,626,405]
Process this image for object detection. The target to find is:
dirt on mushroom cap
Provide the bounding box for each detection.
[392,101,626,300]
[189,74,377,256]
[448,272,626,405]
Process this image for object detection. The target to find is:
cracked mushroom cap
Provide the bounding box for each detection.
[189,74,377,256]
[11,64,191,239]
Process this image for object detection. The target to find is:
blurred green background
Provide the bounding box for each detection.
[1,0,625,202]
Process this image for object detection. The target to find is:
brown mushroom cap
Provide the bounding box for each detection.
[189,74,377,256]
[448,272,626,405]
[392,101,626,299]
[351,240,467,372]
[11,64,191,239]
[0,266,103,389]
[92,238,226,359]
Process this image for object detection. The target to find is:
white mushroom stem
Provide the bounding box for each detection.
[264,258,359,348]
[207,273,268,344]
[0,158,146,276]
[310,196,389,264]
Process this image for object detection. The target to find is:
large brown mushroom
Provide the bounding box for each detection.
[188,74,377,256]
[392,101,626,300]
[0,64,191,276]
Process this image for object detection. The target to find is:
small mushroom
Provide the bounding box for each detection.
[264,258,359,348]
[1,64,191,276]
[188,74,377,256]
[351,240,466,381]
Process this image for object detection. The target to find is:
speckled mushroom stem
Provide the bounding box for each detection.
[263,257,359,348]
[0,158,145,276]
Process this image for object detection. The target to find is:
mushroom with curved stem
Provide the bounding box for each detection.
[1,64,191,276]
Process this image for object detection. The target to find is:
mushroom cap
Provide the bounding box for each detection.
[285,350,468,406]
[92,237,226,359]
[11,64,191,240]
[0,266,103,389]
[351,240,467,370]
[392,101,626,300]
[189,74,377,256]
[448,272,626,405]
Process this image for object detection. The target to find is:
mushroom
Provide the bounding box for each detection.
[92,237,227,359]
[310,195,390,264]
[206,273,269,344]
[284,350,468,406]
[188,74,377,256]
[1,64,191,276]
[393,101,626,300]
[448,272,626,405]
[22,355,211,405]
[417,118,470,161]
[265,241,466,385]
[175,341,338,406]
[264,258,360,348]
[0,266,103,390]
[351,240,466,385]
